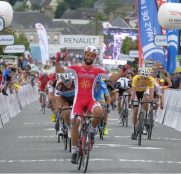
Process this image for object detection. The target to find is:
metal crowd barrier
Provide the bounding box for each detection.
[0,84,38,128]
[156,89,181,132]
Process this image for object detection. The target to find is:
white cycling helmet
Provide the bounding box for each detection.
[116,77,129,89]
[140,68,151,77]
[84,45,98,55]
[60,73,73,83]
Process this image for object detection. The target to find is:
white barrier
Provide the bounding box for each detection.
[0,84,39,128]
[156,89,181,132]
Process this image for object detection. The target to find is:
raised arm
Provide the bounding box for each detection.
[55,51,65,73]
[109,64,130,82]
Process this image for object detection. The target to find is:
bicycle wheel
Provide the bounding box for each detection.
[125,109,129,127]
[64,134,68,150]
[99,127,103,140]
[147,111,154,140]
[82,133,90,173]
[68,137,71,152]
[77,151,82,170]
[138,112,144,146]
[99,120,104,140]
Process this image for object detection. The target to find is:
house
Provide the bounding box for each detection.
[9,11,97,57]
[110,16,131,28]
[60,8,98,25]
[26,0,63,12]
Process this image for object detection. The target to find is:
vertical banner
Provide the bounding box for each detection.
[166,0,179,74]
[35,23,49,65]
[137,0,165,66]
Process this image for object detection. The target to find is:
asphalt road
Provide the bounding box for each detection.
[0,101,181,173]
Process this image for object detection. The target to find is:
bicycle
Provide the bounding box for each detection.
[118,92,131,127]
[97,104,108,140]
[134,100,155,146]
[74,114,102,173]
[41,92,47,114]
[58,108,72,152]
[56,108,72,152]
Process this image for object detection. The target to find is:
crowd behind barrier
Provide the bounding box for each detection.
[0,84,38,128]
[156,89,181,132]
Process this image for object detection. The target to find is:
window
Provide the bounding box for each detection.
[30,35,34,41]
[54,34,58,41]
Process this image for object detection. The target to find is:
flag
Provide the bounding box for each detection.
[137,0,166,66]
[35,23,49,64]
[166,0,179,74]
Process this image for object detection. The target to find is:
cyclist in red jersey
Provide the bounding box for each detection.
[38,71,50,111]
[56,46,129,164]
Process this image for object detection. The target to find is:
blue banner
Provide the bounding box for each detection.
[166,0,179,74]
[138,0,165,65]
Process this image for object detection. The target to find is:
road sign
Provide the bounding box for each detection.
[3,45,25,53]
[129,50,138,58]
[0,35,14,45]
[154,35,167,46]
[0,17,4,31]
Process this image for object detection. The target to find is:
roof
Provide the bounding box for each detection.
[10,11,52,29]
[110,16,131,28]
[10,11,96,35]
[61,8,97,20]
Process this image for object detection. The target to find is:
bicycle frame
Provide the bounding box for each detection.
[136,100,154,146]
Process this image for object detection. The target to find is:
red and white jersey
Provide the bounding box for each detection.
[66,65,108,98]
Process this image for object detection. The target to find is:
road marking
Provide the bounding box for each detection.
[44,128,55,131]
[95,144,132,147]
[24,122,52,125]
[115,136,181,141]
[119,159,181,164]
[0,158,112,164]
[18,135,56,138]
[1,158,180,164]
[129,147,163,150]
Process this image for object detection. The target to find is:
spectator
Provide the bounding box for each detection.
[2,65,16,96]
[171,72,181,89]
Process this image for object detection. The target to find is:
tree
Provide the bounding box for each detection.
[54,2,69,18]
[121,37,138,69]
[66,0,81,9]
[31,4,41,10]
[81,0,97,8]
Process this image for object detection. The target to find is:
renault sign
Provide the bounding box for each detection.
[60,35,103,48]
[158,3,181,29]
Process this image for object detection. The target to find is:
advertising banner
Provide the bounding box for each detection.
[35,23,49,64]
[103,27,137,63]
[60,35,103,48]
[137,0,165,65]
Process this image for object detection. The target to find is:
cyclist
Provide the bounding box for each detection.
[55,45,129,164]
[130,68,154,140]
[94,76,111,135]
[38,70,50,111]
[47,73,57,122]
[105,80,117,110]
[115,77,131,117]
[54,73,75,130]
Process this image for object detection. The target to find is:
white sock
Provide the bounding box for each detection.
[72,146,78,153]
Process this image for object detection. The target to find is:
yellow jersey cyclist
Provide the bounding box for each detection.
[130,68,155,140]
[94,77,111,135]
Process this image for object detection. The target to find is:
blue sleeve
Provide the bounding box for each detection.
[103,86,110,96]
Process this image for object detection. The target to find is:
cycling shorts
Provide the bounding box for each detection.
[71,96,101,119]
